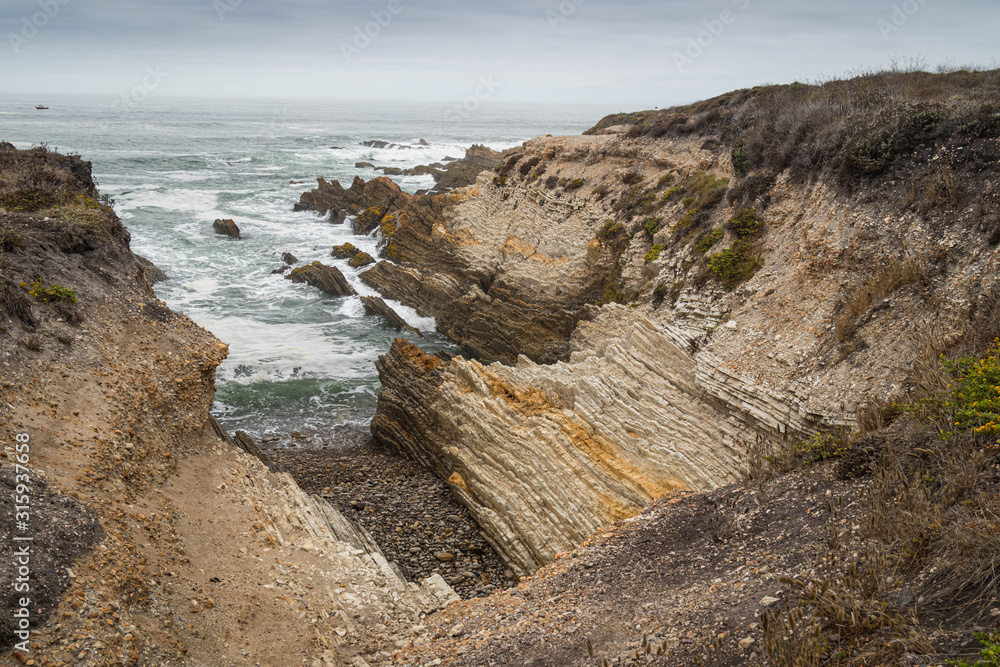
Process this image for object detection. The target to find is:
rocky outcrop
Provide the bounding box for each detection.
[332,242,375,268]
[366,106,1000,579]
[361,296,422,336]
[213,218,241,238]
[135,254,167,284]
[285,261,357,296]
[280,251,297,264]
[0,145,456,665]
[434,144,502,191]
[294,175,411,233]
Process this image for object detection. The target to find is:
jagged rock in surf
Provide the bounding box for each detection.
[361,296,421,336]
[285,261,357,297]
[213,218,241,239]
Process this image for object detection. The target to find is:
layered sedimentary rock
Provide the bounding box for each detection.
[285,261,357,296]
[361,295,422,336]
[0,145,455,664]
[213,217,241,238]
[366,125,1000,576]
[294,175,411,233]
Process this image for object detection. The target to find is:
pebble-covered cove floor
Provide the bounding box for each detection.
[269,433,517,600]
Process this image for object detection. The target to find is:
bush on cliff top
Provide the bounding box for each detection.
[586,67,1000,184]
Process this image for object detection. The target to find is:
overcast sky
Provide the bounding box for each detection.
[1,0,997,109]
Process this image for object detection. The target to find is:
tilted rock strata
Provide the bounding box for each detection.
[286,261,358,297]
[294,175,411,234]
[361,296,422,336]
[367,127,1000,579]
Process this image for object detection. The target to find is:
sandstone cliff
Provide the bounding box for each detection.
[361,71,1000,577]
[0,145,455,666]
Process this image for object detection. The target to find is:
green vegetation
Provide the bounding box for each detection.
[656,173,676,188]
[21,280,77,304]
[732,138,749,178]
[707,241,762,289]
[903,341,1000,441]
[586,68,1000,186]
[707,208,765,289]
[591,184,610,200]
[0,188,57,212]
[727,207,764,237]
[643,218,661,237]
[948,633,1000,666]
[600,220,624,239]
[645,244,665,263]
[567,178,585,190]
[596,280,631,306]
[696,228,723,252]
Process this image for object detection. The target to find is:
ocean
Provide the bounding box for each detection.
[0,94,602,439]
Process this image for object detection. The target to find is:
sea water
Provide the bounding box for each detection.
[0,95,601,437]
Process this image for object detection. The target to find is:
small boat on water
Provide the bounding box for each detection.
[35,105,48,110]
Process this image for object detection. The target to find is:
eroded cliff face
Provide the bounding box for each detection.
[364,126,1000,575]
[0,145,455,666]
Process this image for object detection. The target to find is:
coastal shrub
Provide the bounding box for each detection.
[902,341,1000,441]
[708,240,763,289]
[545,176,560,189]
[518,156,541,177]
[732,138,749,178]
[592,184,610,200]
[21,280,78,303]
[835,258,922,341]
[600,220,624,239]
[567,178,585,190]
[493,173,508,187]
[948,632,1000,666]
[0,188,57,212]
[728,208,764,238]
[0,226,25,252]
[696,228,724,252]
[645,244,665,263]
[656,173,676,188]
[620,172,644,186]
[643,218,661,236]
[661,189,680,205]
[596,280,634,306]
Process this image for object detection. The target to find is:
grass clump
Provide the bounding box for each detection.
[835,258,922,341]
[21,280,78,303]
[591,184,610,200]
[567,178,585,190]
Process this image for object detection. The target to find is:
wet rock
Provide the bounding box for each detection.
[294,175,410,234]
[285,262,357,297]
[376,167,404,176]
[271,266,289,275]
[281,252,298,265]
[355,162,375,169]
[360,296,421,336]
[332,243,376,269]
[135,254,167,284]
[213,218,241,239]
